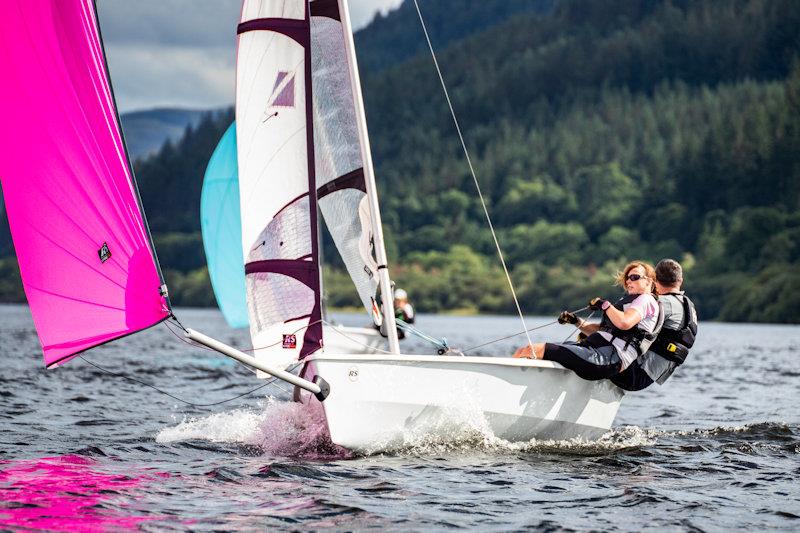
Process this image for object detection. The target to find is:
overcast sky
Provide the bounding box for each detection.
[97,0,403,112]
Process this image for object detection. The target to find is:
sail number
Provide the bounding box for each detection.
[348,366,359,382]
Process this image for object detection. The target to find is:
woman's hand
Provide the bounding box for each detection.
[558,311,579,324]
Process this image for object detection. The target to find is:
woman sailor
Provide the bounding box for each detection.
[513,261,663,381]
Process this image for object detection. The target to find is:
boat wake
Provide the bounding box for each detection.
[156,399,657,457]
[362,423,657,457]
[154,400,796,459]
[155,398,351,459]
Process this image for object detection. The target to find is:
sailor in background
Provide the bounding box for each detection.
[393,288,415,340]
[610,258,698,391]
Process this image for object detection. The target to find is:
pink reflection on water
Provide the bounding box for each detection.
[0,454,164,532]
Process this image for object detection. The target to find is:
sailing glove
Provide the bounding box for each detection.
[589,297,610,311]
[558,311,579,325]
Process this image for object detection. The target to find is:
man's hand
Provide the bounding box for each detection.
[558,311,579,325]
[589,297,610,311]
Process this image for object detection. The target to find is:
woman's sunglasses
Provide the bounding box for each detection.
[626,273,647,282]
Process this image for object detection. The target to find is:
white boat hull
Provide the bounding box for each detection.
[302,354,624,453]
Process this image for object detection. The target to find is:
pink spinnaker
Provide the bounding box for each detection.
[0,0,170,367]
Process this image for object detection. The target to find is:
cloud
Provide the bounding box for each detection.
[97,0,403,112]
[348,0,403,28]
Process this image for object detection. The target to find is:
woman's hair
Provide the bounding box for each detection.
[614,260,657,294]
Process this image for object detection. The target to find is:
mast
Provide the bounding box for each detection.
[336,0,400,354]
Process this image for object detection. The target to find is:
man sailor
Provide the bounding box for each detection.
[610,258,698,391]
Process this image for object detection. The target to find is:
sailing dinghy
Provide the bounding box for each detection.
[200,121,385,353]
[0,0,622,454]
[199,0,624,452]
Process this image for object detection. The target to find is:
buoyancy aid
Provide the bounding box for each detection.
[648,293,697,365]
[592,293,664,357]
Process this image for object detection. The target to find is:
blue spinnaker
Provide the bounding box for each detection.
[200,122,248,328]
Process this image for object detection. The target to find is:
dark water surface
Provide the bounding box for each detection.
[1,304,798,531]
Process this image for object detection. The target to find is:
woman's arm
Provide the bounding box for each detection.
[577,321,601,335]
[603,304,643,330]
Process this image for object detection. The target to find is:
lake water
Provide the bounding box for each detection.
[0,304,798,530]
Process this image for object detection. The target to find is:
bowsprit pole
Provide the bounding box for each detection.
[184,329,329,401]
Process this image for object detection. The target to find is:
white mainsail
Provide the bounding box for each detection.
[236,0,322,370]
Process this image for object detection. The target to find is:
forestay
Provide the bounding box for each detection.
[236,0,323,369]
[0,0,170,367]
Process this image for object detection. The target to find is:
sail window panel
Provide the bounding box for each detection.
[236,31,308,257]
[310,15,363,187]
[246,271,314,332]
[246,271,315,369]
[310,13,379,320]
[241,0,305,22]
[246,197,312,262]
[319,190,379,313]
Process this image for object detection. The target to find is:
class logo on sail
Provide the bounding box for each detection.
[282,334,297,349]
[268,71,295,109]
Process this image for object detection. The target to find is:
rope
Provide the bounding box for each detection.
[460,305,592,354]
[78,355,302,408]
[396,319,449,353]
[562,309,597,343]
[411,0,534,351]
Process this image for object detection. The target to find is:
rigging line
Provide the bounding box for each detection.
[461,305,592,353]
[411,0,534,351]
[169,313,188,333]
[460,320,558,354]
[396,319,448,350]
[162,321,218,353]
[162,321,256,375]
[562,309,597,343]
[77,356,301,408]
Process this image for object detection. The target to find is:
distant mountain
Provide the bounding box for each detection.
[120,108,211,160]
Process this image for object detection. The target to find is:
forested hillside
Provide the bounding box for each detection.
[354,0,553,73]
[1,0,798,322]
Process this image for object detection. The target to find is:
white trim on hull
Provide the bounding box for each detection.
[302,354,624,453]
